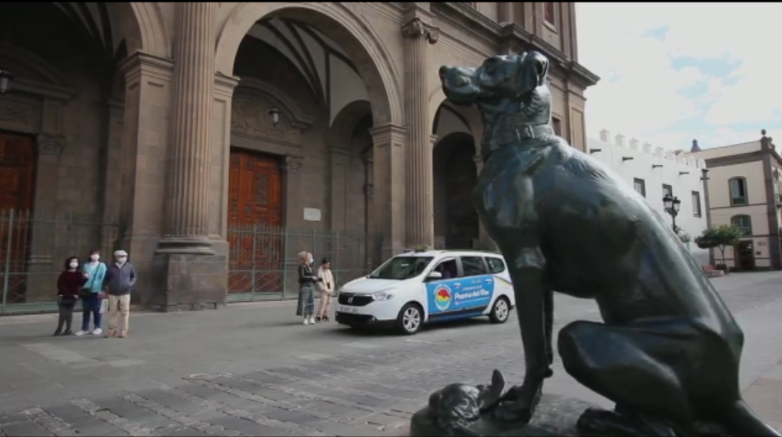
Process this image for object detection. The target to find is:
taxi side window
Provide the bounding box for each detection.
[460,256,488,277]
[485,257,506,274]
[433,259,458,280]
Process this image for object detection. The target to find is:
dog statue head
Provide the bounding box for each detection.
[439,52,553,152]
[426,369,507,436]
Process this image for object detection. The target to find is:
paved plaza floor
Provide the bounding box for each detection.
[1,272,782,436]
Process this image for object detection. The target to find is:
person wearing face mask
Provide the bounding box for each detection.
[54,256,88,336]
[101,250,137,338]
[296,251,319,325]
[75,249,108,337]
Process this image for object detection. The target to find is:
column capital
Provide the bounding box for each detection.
[282,155,304,174]
[327,145,352,157]
[401,18,440,44]
[119,51,174,84]
[215,72,241,98]
[369,124,407,147]
[36,133,66,156]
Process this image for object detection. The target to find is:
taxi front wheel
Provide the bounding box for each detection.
[396,303,423,335]
[489,296,511,324]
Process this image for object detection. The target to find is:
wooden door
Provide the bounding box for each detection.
[227,149,284,294]
[0,133,36,304]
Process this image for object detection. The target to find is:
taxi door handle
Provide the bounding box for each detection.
[484,279,492,283]
[453,283,461,288]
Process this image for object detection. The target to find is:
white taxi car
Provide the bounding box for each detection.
[334,250,515,335]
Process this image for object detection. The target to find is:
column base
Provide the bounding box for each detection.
[155,237,215,255]
[151,251,227,312]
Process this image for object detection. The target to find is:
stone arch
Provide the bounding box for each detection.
[430,91,483,145]
[328,100,372,149]
[0,42,71,89]
[215,3,401,127]
[121,2,170,58]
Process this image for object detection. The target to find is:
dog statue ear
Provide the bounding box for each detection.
[515,51,550,95]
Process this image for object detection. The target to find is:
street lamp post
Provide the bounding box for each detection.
[663,194,681,234]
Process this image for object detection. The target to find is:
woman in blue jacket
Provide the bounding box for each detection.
[75,249,107,336]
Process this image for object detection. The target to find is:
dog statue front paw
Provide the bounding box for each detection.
[493,383,543,424]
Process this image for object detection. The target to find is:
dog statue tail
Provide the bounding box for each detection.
[723,400,780,436]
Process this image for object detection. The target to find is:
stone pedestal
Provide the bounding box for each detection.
[152,2,225,310]
[410,394,599,436]
[151,253,227,312]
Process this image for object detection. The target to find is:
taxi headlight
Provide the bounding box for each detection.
[372,289,395,301]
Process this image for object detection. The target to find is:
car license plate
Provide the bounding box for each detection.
[339,305,359,314]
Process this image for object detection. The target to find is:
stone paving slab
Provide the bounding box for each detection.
[0,272,780,436]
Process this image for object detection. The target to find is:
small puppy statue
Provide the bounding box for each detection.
[424,370,507,436]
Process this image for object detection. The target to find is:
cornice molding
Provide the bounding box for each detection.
[432,4,600,89]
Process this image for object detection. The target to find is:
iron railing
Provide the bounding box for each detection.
[0,208,383,313]
[226,224,382,302]
[0,209,119,315]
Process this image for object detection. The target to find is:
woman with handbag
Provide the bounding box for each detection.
[75,249,107,336]
[296,251,318,325]
[54,256,87,336]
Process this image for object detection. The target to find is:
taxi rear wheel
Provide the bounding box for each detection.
[489,296,510,324]
[397,303,423,335]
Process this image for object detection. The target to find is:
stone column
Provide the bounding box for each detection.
[157,2,216,254]
[26,134,66,302]
[473,155,495,250]
[363,153,374,267]
[370,124,407,259]
[328,147,351,230]
[497,3,514,24]
[281,155,304,228]
[210,73,240,260]
[152,3,225,312]
[401,17,439,248]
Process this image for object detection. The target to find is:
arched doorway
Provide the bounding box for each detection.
[0,2,146,307]
[432,103,480,250]
[217,7,396,298]
[434,133,480,249]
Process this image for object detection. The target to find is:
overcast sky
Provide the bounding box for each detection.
[576,2,781,150]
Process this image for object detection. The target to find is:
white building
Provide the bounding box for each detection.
[587,130,710,266]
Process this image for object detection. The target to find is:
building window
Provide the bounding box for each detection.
[552,117,562,136]
[692,191,702,217]
[634,178,646,198]
[543,3,557,28]
[728,177,748,206]
[662,184,673,198]
[731,215,752,236]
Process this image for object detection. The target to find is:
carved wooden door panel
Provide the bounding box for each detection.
[227,149,284,294]
[0,133,36,304]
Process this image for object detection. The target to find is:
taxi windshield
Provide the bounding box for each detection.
[369,256,434,280]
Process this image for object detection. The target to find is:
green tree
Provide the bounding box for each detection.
[695,225,743,270]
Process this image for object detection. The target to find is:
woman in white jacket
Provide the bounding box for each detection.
[315,258,335,322]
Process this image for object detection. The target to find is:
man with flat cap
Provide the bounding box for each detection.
[102,249,137,338]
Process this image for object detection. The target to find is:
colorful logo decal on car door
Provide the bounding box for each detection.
[426,276,494,318]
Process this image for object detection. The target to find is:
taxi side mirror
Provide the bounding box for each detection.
[426,271,443,281]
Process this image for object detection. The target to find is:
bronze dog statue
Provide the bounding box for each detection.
[439,51,779,436]
[425,370,507,436]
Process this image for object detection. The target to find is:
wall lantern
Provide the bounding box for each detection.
[0,69,13,94]
[268,107,280,126]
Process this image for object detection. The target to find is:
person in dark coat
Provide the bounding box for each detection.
[54,256,87,336]
[296,251,318,325]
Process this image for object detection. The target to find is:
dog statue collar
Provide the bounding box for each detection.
[493,124,554,147]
